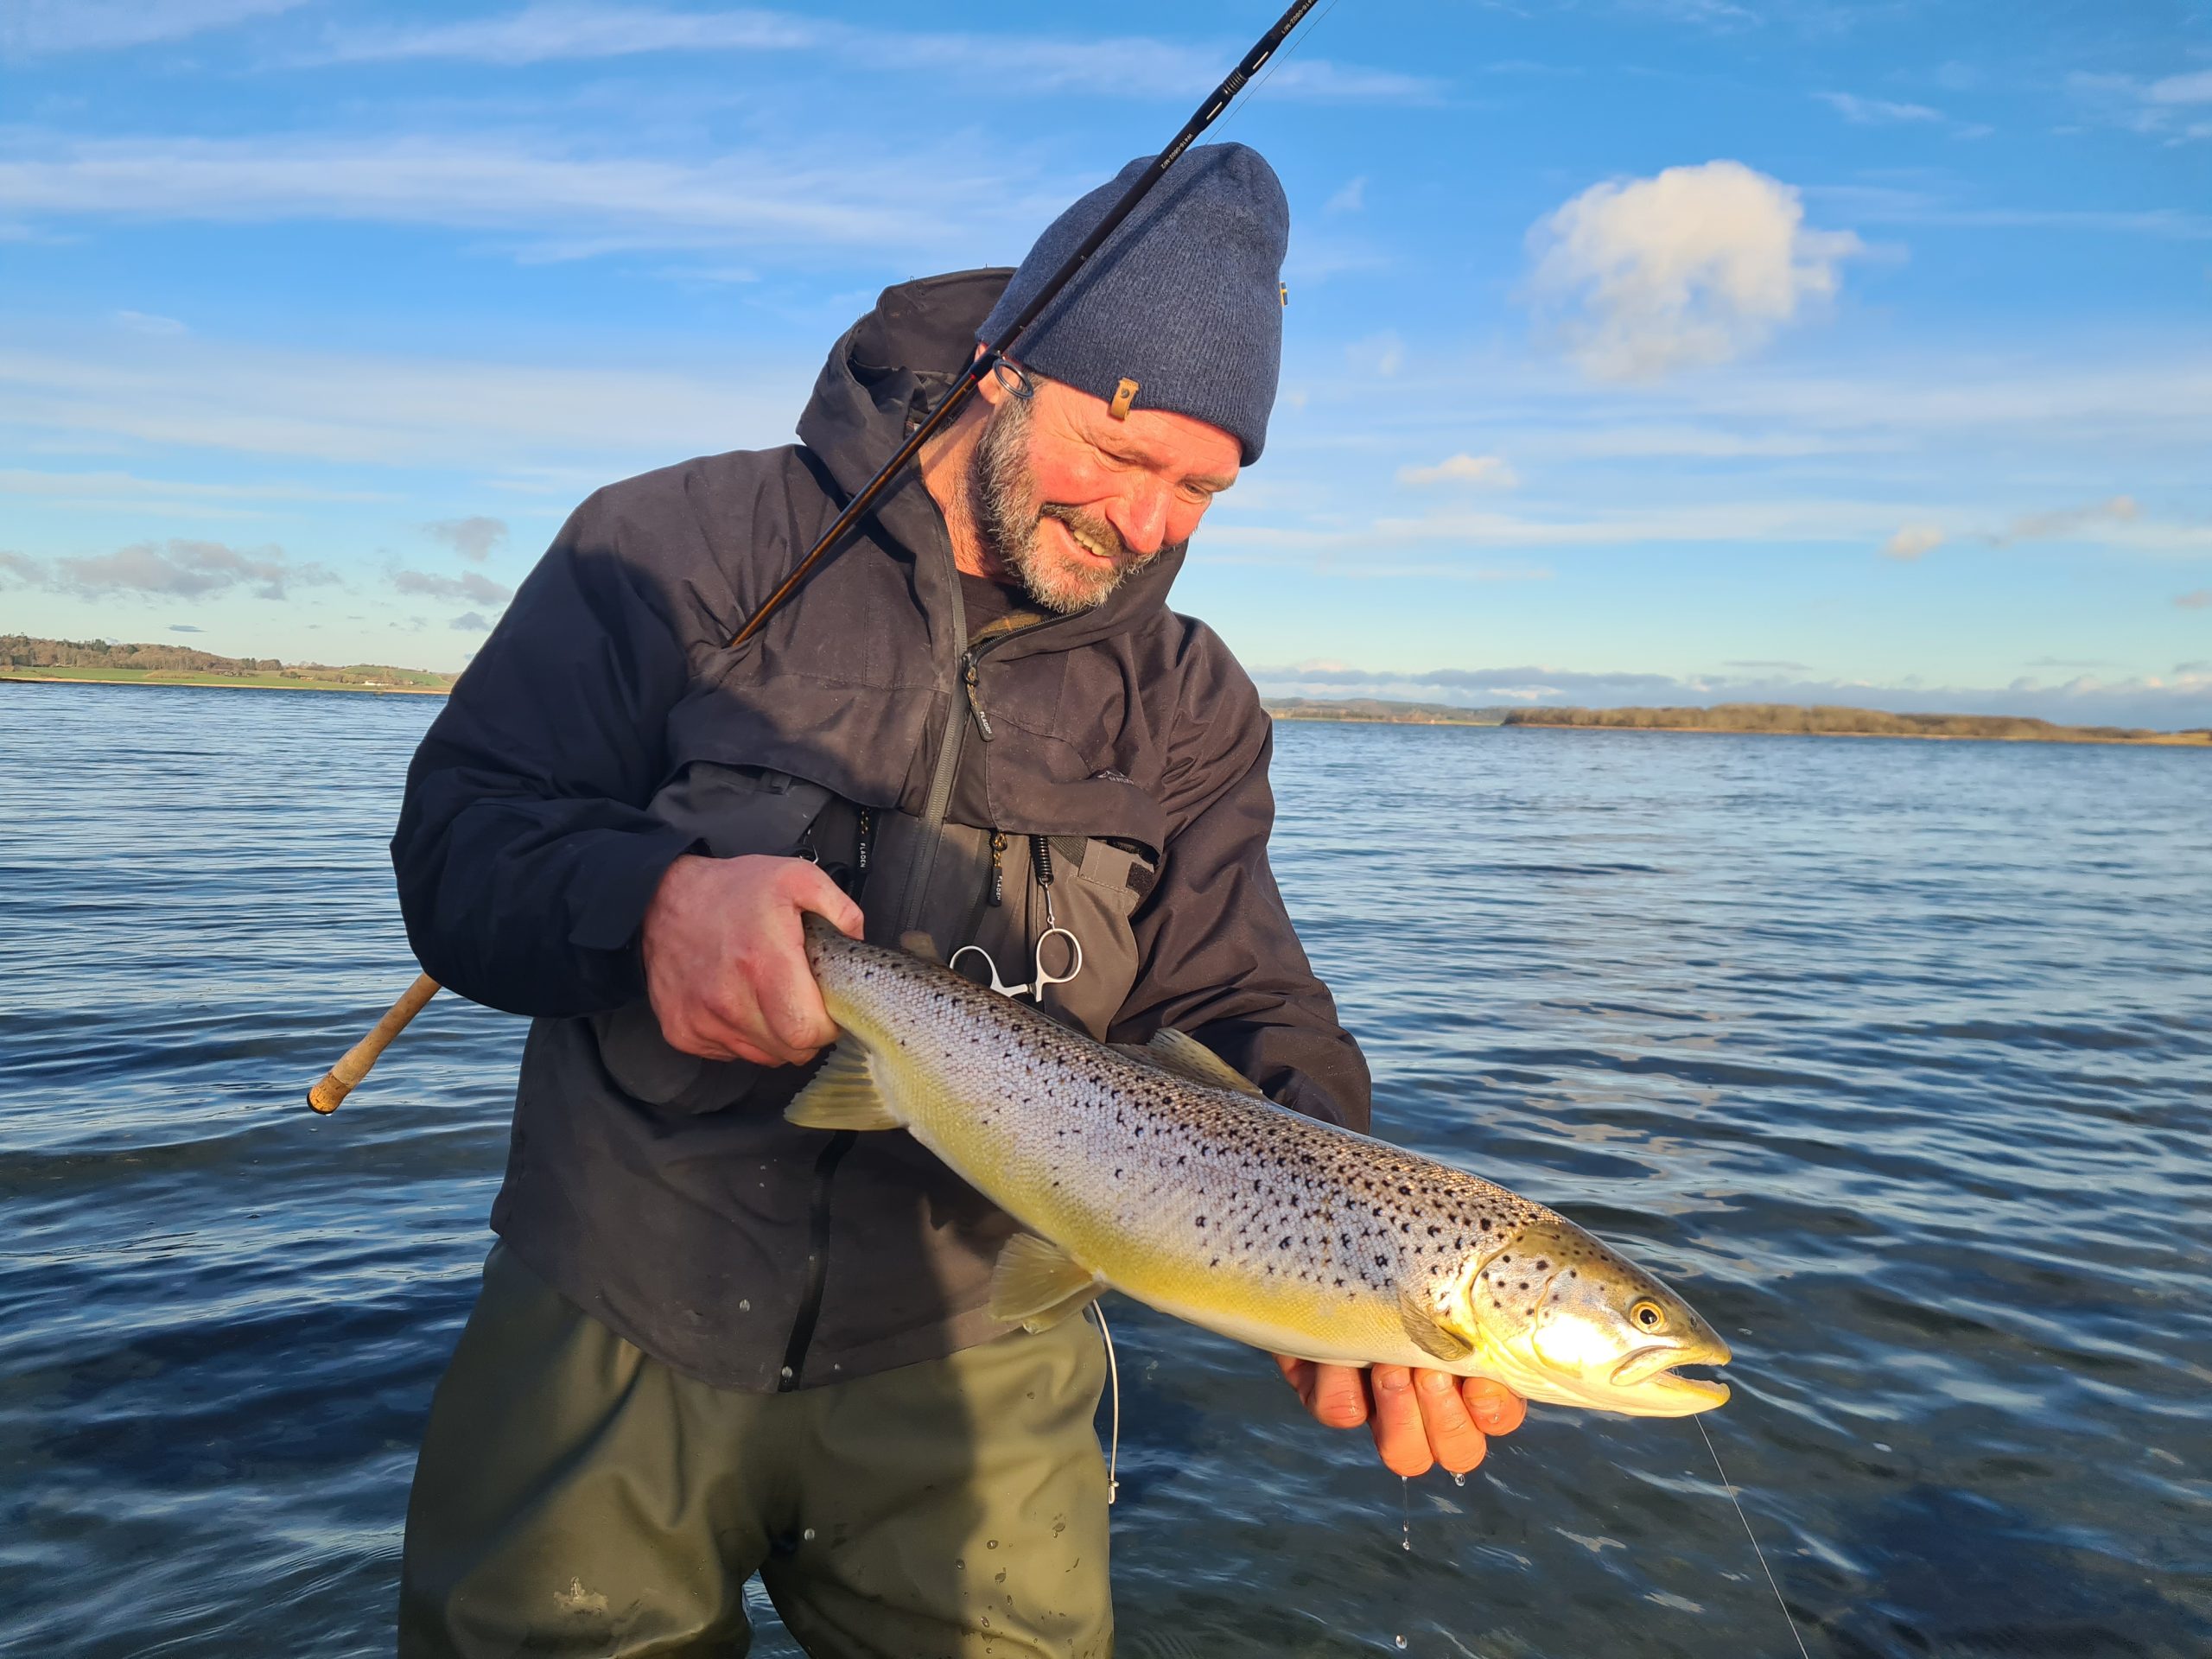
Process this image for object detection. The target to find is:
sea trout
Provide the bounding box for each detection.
[790,918,1731,1415]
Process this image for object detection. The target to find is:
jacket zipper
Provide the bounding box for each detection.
[782,593,1052,1391]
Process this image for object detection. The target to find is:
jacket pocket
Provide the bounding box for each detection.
[592,763,842,1112]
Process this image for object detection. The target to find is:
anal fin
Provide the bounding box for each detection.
[1398,1285,1475,1363]
[783,1036,903,1132]
[989,1233,1104,1332]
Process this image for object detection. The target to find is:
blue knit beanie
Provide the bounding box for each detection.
[978,143,1289,464]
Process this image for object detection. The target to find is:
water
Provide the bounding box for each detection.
[3,681,2209,1657]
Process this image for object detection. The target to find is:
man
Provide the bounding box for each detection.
[391,143,1523,1659]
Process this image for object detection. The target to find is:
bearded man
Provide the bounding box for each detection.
[391,143,1523,1659]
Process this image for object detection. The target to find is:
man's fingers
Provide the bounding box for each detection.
[1276,1356,1369,1428]
[1413,1369,1488,1475]
[1306,1362,1370,1429]
[751,958,837,1058]
[1367,1366,1434,1477]
[1460,1377,1527,1439]
[788,860,867,939]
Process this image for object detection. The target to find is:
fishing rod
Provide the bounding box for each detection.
[307,0,1325,1113]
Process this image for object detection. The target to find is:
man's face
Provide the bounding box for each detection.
[969,365,1242,613]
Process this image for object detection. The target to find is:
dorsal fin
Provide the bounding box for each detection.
[1132,1028,1264,1096]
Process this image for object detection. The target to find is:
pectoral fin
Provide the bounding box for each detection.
[1397,1286,1475,1363]
[1116,1029,1265,1096]
[783,1037,903,1132]
[988,1234,1104,1332]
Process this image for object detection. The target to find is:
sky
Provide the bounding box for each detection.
[2,0,2209,726]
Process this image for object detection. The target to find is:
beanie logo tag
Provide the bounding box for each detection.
[1109,378,1140,421]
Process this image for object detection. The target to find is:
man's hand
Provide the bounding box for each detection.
[1274,1356,1527,1478]
[640,854,865,1066]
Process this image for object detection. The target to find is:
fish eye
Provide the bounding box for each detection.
[1631,1300,1666,1332]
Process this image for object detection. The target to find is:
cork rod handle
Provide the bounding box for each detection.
[307,973,441,1113]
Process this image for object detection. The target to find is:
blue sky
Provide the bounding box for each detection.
[3,0,2208,725]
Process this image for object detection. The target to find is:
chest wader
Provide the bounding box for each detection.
[402,732,1152,1659]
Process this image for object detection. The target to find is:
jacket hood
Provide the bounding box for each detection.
[795,269,1189,656]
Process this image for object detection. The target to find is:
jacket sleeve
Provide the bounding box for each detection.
[1109,641,1373,1133]
[390,492,702,1018]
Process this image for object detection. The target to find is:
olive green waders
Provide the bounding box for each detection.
[398,1245,1113,1659]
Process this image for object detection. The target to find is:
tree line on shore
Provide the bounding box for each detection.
[1,635,451,688]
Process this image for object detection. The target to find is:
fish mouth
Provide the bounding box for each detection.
[1607,1343,1733,1412]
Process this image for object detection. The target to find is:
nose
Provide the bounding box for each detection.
[1103,478,1172,557]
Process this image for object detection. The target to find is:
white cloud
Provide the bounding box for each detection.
[1885,524,1943,561]
[3,538,338,600]
[2174,589,2210,610]
[1,0,301,55]
[394,569,514,605]
[449,611,494,632]
[1817,92,1943,125]
[2149,71,2212,105]
[1808,183,2212,239]
[0,467,388,510]
[306,7,1438,102]
[2066,71,2212,143]
[1325,176,1368,214]
[1348,333,1405,377]
[0,333,801,469]
[1396,453,1519,488]
[0,134,1052,260]
[1996,494,2138,543]
[1528,161,1863,381]
[112,310,188,336]
[423,516,508,563]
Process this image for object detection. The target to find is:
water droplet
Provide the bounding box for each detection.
[801,1528,815,1542]
[1395,1637,1408,1649]
[738,1298,751,1313]
[1452,1471,1465,1487]
[986,1539,999,1548]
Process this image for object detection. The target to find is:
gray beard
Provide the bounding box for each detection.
[968,392,1183,615]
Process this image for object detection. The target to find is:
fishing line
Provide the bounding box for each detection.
[1210,0,1346,141]
[1091,1300,1122,1504]
[1694,1414,1812,1659]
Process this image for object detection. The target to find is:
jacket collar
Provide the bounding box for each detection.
[795,269,1189,659]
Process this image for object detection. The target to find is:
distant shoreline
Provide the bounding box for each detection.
[1,671,449,696]
[13,674,2204,745]
[1268,699,2209,747]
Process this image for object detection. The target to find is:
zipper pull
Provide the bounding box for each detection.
[962,652,995,741]
[988,831,1007,906]
[1030,834,1058,926]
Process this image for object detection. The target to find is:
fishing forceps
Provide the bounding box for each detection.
[950,927,1083,1002]
[950,832,1083,1001]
